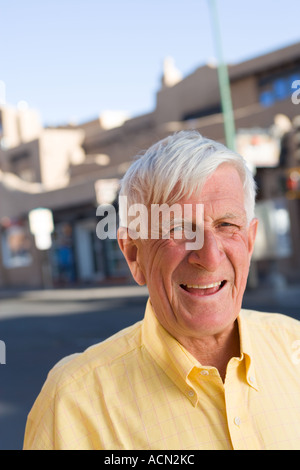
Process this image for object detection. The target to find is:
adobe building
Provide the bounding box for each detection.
[0,41,300,289]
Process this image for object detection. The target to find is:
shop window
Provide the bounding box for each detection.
[273,78,290,100]
[259,69,300,107]
[52,223,76,285]
[259,91,275,107]
[1,222,32,268]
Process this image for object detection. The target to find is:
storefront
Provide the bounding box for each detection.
[50,203,130,287]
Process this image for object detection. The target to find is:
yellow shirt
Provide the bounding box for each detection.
[23,299,300,450]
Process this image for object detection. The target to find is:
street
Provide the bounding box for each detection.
[0,283,300,450]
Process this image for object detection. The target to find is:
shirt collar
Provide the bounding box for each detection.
[237,311,259,391]
[142,299,259,406]
[142,299,200,404]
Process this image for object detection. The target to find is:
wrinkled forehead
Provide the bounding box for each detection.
[159,163,244,206]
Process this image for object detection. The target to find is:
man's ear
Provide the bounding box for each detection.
[248,218,258,258]
[117,227,146,286]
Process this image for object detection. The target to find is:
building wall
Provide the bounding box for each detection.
[155,65,220,125]
[39,128,85,189]
[0,106,20,148]
[0,139,41,182]
[231,76,258,109]
[0,105,41,149]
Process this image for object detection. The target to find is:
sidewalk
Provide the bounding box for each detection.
[0,284,149,301]
[0,282,299,319]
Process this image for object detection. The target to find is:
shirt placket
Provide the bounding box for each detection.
[224,357,261,450]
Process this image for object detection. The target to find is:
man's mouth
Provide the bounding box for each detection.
[180,280,227,296]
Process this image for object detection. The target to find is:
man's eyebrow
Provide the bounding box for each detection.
[217,212,247,222]
[221,212,243,219]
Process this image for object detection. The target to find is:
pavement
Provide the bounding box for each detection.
[0,282,299,450]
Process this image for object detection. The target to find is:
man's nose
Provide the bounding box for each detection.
[187,229,225,272]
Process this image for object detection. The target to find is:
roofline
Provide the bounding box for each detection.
[228,40,300,80]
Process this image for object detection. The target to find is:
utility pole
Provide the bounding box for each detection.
[207,0,236,150]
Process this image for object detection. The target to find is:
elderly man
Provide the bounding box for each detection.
[24,131,300,450]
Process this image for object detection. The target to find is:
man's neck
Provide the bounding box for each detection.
[178,320,240,382]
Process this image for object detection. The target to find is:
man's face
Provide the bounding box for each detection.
[119,164,258,342]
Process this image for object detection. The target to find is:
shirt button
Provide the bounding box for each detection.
[200,370,209,376]
[249,375,255,384]
[234,416,241,426]
[188,390,195,397]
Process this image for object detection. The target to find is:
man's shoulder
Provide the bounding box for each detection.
[48,320,144,391]
[240,308,300,336]
[24,320,145,444]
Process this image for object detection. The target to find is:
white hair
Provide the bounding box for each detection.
[119,130,257,225]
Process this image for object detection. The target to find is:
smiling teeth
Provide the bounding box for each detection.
[184,281,222,289]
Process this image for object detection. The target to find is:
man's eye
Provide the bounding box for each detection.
[160,225,184,238]
[220,222,234,227]
[218,222,239,230]
[168,226,184,237]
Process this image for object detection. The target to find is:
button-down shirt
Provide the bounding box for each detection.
[23,299,300,450]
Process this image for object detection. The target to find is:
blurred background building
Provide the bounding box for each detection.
[1,40,300,289]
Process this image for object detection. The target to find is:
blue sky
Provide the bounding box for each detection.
[1,0,300,126]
